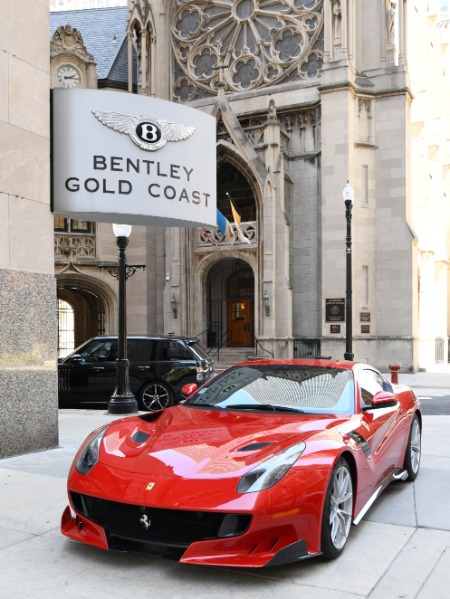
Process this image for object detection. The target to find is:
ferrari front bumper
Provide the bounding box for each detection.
[61,503,315,567]
[62,456,327,567]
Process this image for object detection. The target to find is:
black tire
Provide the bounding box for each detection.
[320,458,354,560]
[403,414,421,481]
[138,381,173,412]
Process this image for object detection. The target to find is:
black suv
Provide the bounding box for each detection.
[58,335,214,411]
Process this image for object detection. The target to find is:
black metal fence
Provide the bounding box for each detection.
[293,338,324,359]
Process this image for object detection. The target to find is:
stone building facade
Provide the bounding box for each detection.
[0,1,58,458]
[49,1,450,379]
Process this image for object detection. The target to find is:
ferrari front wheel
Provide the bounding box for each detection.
[321,458,354,560]
[403,414,421,481]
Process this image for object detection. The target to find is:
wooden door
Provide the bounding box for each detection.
[228,300,254,347]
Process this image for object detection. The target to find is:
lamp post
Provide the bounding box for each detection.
[343,182,354,361]
[108,223,138,414]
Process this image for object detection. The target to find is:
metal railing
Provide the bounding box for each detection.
[208,330,231,362]
[253,337,274,358]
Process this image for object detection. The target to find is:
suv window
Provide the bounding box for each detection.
[127,340,155,361]
[79,339,117,362]
[186,340,210,361]
[153,340,192,361]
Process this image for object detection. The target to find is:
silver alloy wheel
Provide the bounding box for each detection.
[141,383,171,411]
[329,463,353,550]
[409,416,421,474]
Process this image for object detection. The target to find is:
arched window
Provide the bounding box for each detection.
[58,299,75,358]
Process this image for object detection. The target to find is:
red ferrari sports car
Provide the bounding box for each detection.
[61,359,421,567]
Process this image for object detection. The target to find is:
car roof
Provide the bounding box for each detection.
[232,358,356,370]
[88,335,200,342]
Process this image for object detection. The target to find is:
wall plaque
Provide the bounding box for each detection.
[330,324,341,334]
[360,312,371,322]
[361,325,370,334]
[326,298,345,322]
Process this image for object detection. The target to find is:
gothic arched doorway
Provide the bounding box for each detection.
[207,258,254,348]
[57,286,106,357]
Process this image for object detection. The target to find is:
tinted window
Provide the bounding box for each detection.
[187,365,355,414]
[186,340,210,361]
[151,341,191,361]
[127,340,155,361]
[169,341,192,360]
[78,340,117,362]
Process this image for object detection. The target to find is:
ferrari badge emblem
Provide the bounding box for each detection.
[146,482,155,490]
[140,514,151,530]
[92,110,195,151]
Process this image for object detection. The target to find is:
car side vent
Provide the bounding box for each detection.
[131,431,150,444]
[237,442,272,452]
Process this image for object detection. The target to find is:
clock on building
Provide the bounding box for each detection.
[55,63,83,88]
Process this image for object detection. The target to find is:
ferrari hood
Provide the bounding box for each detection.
[97,405,347,479]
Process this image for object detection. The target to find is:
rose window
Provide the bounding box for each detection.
[172,0,324,100]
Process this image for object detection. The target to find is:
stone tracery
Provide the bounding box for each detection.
[171,0,324,100]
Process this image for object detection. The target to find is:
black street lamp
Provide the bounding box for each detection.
[108,224,139,414]
[343,182,354,361]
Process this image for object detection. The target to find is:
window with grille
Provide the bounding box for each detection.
[54,218,93,233]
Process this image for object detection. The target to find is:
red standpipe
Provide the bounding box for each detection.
[389,364,401,385]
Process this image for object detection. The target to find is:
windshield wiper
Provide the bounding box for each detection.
[225,403,305,413]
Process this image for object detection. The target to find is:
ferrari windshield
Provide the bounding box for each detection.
[186,365,355,414]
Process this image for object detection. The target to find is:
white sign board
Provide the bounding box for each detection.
[52,89,216,227]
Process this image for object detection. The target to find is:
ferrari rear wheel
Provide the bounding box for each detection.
[321,458,353,560]
[139,381,173,412]
[403,414,421,481]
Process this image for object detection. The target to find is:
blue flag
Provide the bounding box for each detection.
[216,209,228,235]
[216,209,235,242]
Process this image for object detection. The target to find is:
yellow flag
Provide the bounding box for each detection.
[230,200,241,228]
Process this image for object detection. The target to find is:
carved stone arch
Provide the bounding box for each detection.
[57,272,116,307]
[217,141,263,196]
[197,250,258,282]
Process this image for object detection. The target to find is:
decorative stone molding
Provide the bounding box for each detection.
[54,234,96,259]
[50,24,95,63]
[196,222,257,250]
[171,0,324,100]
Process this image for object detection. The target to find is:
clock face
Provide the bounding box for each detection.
[56,64,83,88]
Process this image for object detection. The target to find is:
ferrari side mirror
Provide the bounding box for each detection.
[371,391,397,407]
[181,382,198,398]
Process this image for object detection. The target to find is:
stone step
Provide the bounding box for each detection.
[208,347,261,371]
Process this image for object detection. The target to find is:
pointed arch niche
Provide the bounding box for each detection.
[217,161,257,222]
[127,4,156,94]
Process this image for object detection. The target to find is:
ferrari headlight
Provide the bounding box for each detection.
[237,441,306,493]
[75,427,107,475]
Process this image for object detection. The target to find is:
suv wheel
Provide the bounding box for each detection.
[139,381,174,412]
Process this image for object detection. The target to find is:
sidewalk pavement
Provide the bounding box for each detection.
[1,389,450,598]
[389,367,450,390]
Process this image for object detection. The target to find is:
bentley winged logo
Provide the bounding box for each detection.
[92,110,195,151]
